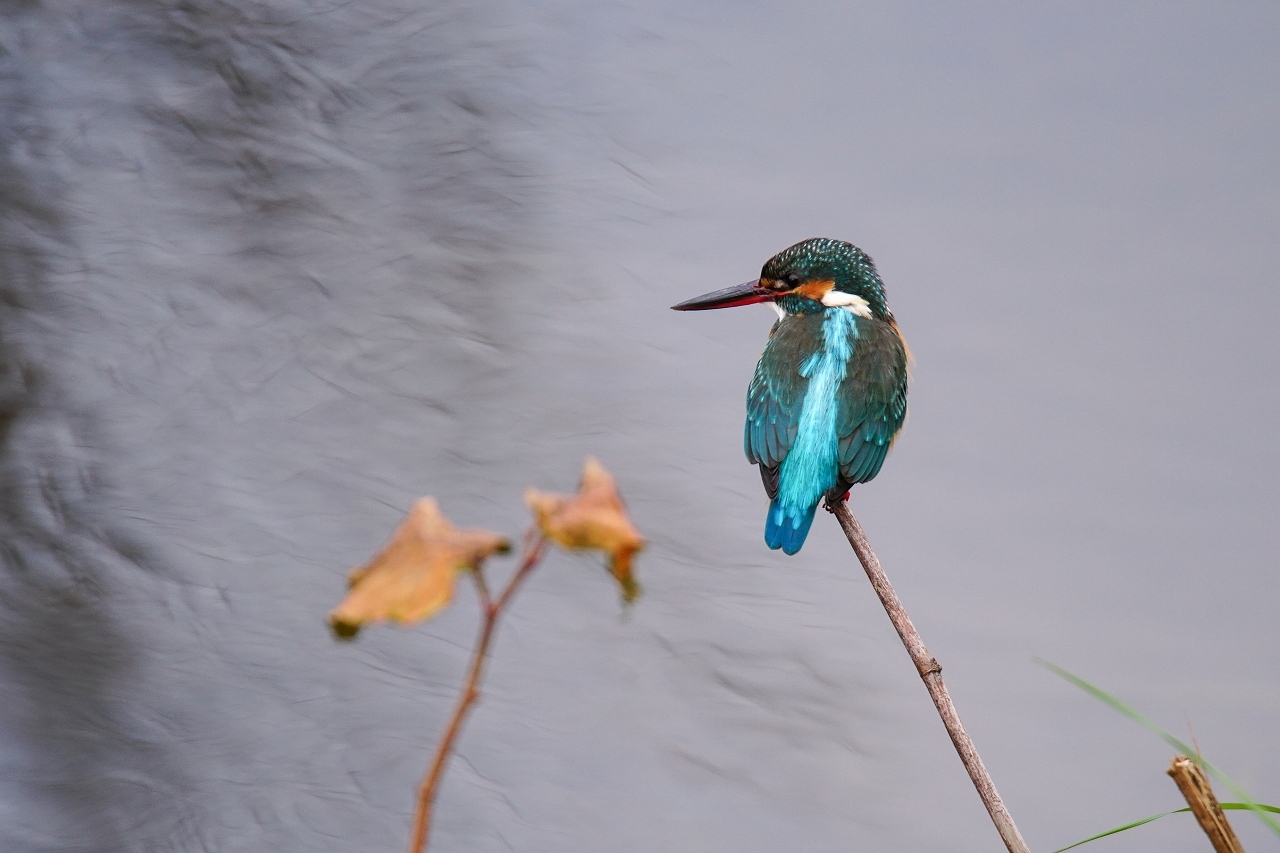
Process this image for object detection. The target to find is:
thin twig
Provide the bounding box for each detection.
[1168,755,1246,853]
[472,566,494,612]
[408,533,549,853]
[828,499,1031,853]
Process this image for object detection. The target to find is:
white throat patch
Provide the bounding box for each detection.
[819,289,873,317]
[769,302,786,321]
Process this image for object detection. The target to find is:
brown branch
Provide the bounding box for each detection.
[828,500,1031,853]
[471,565,494,612]
[408,533,549,853]
[1168,755,1245,853]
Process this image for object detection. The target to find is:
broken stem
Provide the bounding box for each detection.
[1168,755,1245,853]
[408,532,548,853]
[828,500,1031,853]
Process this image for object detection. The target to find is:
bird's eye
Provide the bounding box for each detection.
[785,273,801,287]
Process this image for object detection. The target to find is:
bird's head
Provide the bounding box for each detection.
[671,238,889,320]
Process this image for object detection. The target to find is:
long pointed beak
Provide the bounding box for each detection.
[670,280,775,311]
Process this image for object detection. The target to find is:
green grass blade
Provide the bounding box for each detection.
[1222,803,1280,812]
[1052,804,1280,853]
[1050,809,1184,853]
[1035,658,1280,839]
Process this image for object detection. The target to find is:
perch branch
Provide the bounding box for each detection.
[828,499,1031,853]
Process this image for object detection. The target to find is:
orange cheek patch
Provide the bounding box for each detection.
[793,279,835,301]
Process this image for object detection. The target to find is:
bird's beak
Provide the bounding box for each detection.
[670,280,775,311]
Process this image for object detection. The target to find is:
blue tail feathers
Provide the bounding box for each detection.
[764,499,818,555]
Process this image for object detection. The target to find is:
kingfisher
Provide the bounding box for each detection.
[672,238,909,554]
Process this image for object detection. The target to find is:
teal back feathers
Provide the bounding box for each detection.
[746,239,908,554]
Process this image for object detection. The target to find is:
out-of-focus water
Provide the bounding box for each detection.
[1,2,1278,851]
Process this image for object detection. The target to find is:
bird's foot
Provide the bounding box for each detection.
[822,491,850,513]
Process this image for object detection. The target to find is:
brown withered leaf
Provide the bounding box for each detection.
[329,498,510,640]
[525,458,644,602]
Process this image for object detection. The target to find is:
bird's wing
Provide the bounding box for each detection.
[745,320,812,496]
[836,319,909,485]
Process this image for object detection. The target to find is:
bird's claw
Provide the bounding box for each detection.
[822,491,851,513]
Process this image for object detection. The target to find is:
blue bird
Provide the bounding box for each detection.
[673,238,909,554]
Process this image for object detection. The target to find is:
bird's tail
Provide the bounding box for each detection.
[764,499,817,555]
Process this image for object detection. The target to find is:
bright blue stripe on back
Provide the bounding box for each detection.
[767,309,859,553]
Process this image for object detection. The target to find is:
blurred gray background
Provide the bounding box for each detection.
[1,1,1277,851]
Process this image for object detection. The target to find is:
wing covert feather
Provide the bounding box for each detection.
[744,318,814,468]
[835,319,908,484]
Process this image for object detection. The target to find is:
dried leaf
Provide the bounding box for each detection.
[525,458,644,602]
[330,498,510,639]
